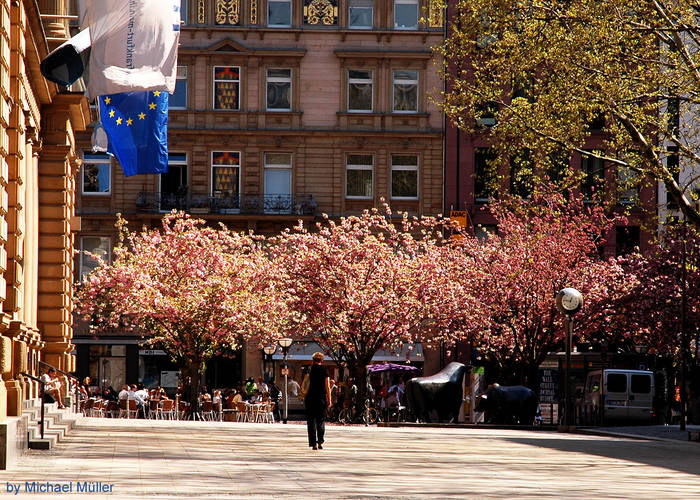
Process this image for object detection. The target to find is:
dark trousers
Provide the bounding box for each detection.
[306,410,325,447]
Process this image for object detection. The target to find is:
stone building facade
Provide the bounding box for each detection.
[0,0,88,467]
[73,0,445,390]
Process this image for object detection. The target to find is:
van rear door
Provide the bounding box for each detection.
[605,372,628,421]
[629,373,653,422]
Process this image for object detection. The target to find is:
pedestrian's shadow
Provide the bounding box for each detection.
[503,435,700,477]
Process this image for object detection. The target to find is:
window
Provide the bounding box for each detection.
[80,237,111,281]
[394,0,418,29]
[510,151,533,198]
[213,66,240,110]
[211,152,241,212]
[170,66,188,109]
[631,374,651,394]
[268,0,292,27]
[160,153,188,211]
[667,97,680,137]
[348,70,373,112]
[215,0,240,24]
[615,226,640,256]
[607,373,627,393]
[264,153,293,214]
[349,0,373,29]
[617,165,639,204]
[474,224,496,242]
[475,101,497,127]
[304,0,338,26]
[667,146,679,209]
[82,154,111,195]
[267,69,292,111]
[393,70,418,113]
[346,154,373,198]
[581,152,604,202]
[474,148,497,203]
[391,154,418,199]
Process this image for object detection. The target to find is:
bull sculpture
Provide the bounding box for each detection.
[475,384,538,425]
[405,362,466,423]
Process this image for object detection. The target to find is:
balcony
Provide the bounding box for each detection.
[135,192,318,216]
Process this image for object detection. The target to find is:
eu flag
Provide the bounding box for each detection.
[98,91,169,177]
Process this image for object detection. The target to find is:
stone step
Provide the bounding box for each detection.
[27,422,65,442]
[28,436,57,450]
[22,404,82,451]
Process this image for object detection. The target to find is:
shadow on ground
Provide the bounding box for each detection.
[502,434,700,477]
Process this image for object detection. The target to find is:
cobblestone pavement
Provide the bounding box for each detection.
[1,417,699,499]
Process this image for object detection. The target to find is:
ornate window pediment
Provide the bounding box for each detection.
[208,38,249,53]
[304,0,338,26]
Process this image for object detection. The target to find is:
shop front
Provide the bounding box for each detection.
[269,341,424,410]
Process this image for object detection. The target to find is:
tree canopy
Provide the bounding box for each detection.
[435,0,700,227]
[449,193,624,384]
[270,207,477,388]
[75,213,289,406]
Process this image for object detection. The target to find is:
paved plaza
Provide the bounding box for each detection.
[2,417,700,499]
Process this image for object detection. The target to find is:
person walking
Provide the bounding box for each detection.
[305,352,331,450]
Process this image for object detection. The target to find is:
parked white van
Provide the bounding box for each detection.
[583,369,655,424]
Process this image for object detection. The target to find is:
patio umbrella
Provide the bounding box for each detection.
[367,363,419,373]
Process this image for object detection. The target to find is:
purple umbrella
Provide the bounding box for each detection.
[367,363,419,373]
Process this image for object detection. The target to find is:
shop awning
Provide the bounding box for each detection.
[272,342,423,362]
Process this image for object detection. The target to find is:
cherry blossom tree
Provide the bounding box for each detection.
[602,225,700,357]
[271,207,478,401]
[75,213,289,410]
[451,193,625,386]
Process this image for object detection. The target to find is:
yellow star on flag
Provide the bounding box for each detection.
[126,118,133,126]
[109,110,115,118]
[104,97,111,105]
[149,103,156,110]
[116,117,122,125]
[153,91,161,97]
[138,113,146,120]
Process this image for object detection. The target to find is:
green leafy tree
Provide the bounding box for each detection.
[434,0,700,227]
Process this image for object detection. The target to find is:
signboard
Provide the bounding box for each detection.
[538,369,559,404]
[539,403,559,425]
[450,210,468,227]
[139,349,166,356]
[160,370,180,388]
[539,359,558,369]
[111,345,126,357]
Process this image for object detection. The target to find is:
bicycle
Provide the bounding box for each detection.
[338,397,380,425]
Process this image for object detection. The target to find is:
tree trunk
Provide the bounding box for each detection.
[186,361,202,419]
[348,355,373,417]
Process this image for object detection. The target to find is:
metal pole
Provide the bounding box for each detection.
[283,352,288,424]
[40,382,45,439]
[564,315,572,428]
[680,222,688,431]
[365,365,370,427]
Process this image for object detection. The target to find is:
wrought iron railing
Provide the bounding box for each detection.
[135,192,318,216]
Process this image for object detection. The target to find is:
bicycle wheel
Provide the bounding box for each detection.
[338,408,351,425]
[362,408,379,425]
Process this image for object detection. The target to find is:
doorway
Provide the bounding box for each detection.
[99,357,126,391]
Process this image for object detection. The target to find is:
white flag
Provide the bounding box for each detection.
[83,0,180,98]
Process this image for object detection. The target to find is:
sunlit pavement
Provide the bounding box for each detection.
[2,417,700,499]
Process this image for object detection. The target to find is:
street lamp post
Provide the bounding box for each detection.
[263,345,276,383]
[555,288,583,432]
[279,338,293,424]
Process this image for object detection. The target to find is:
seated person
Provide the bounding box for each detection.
[249,389,262,403]
[40,368,65,408]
